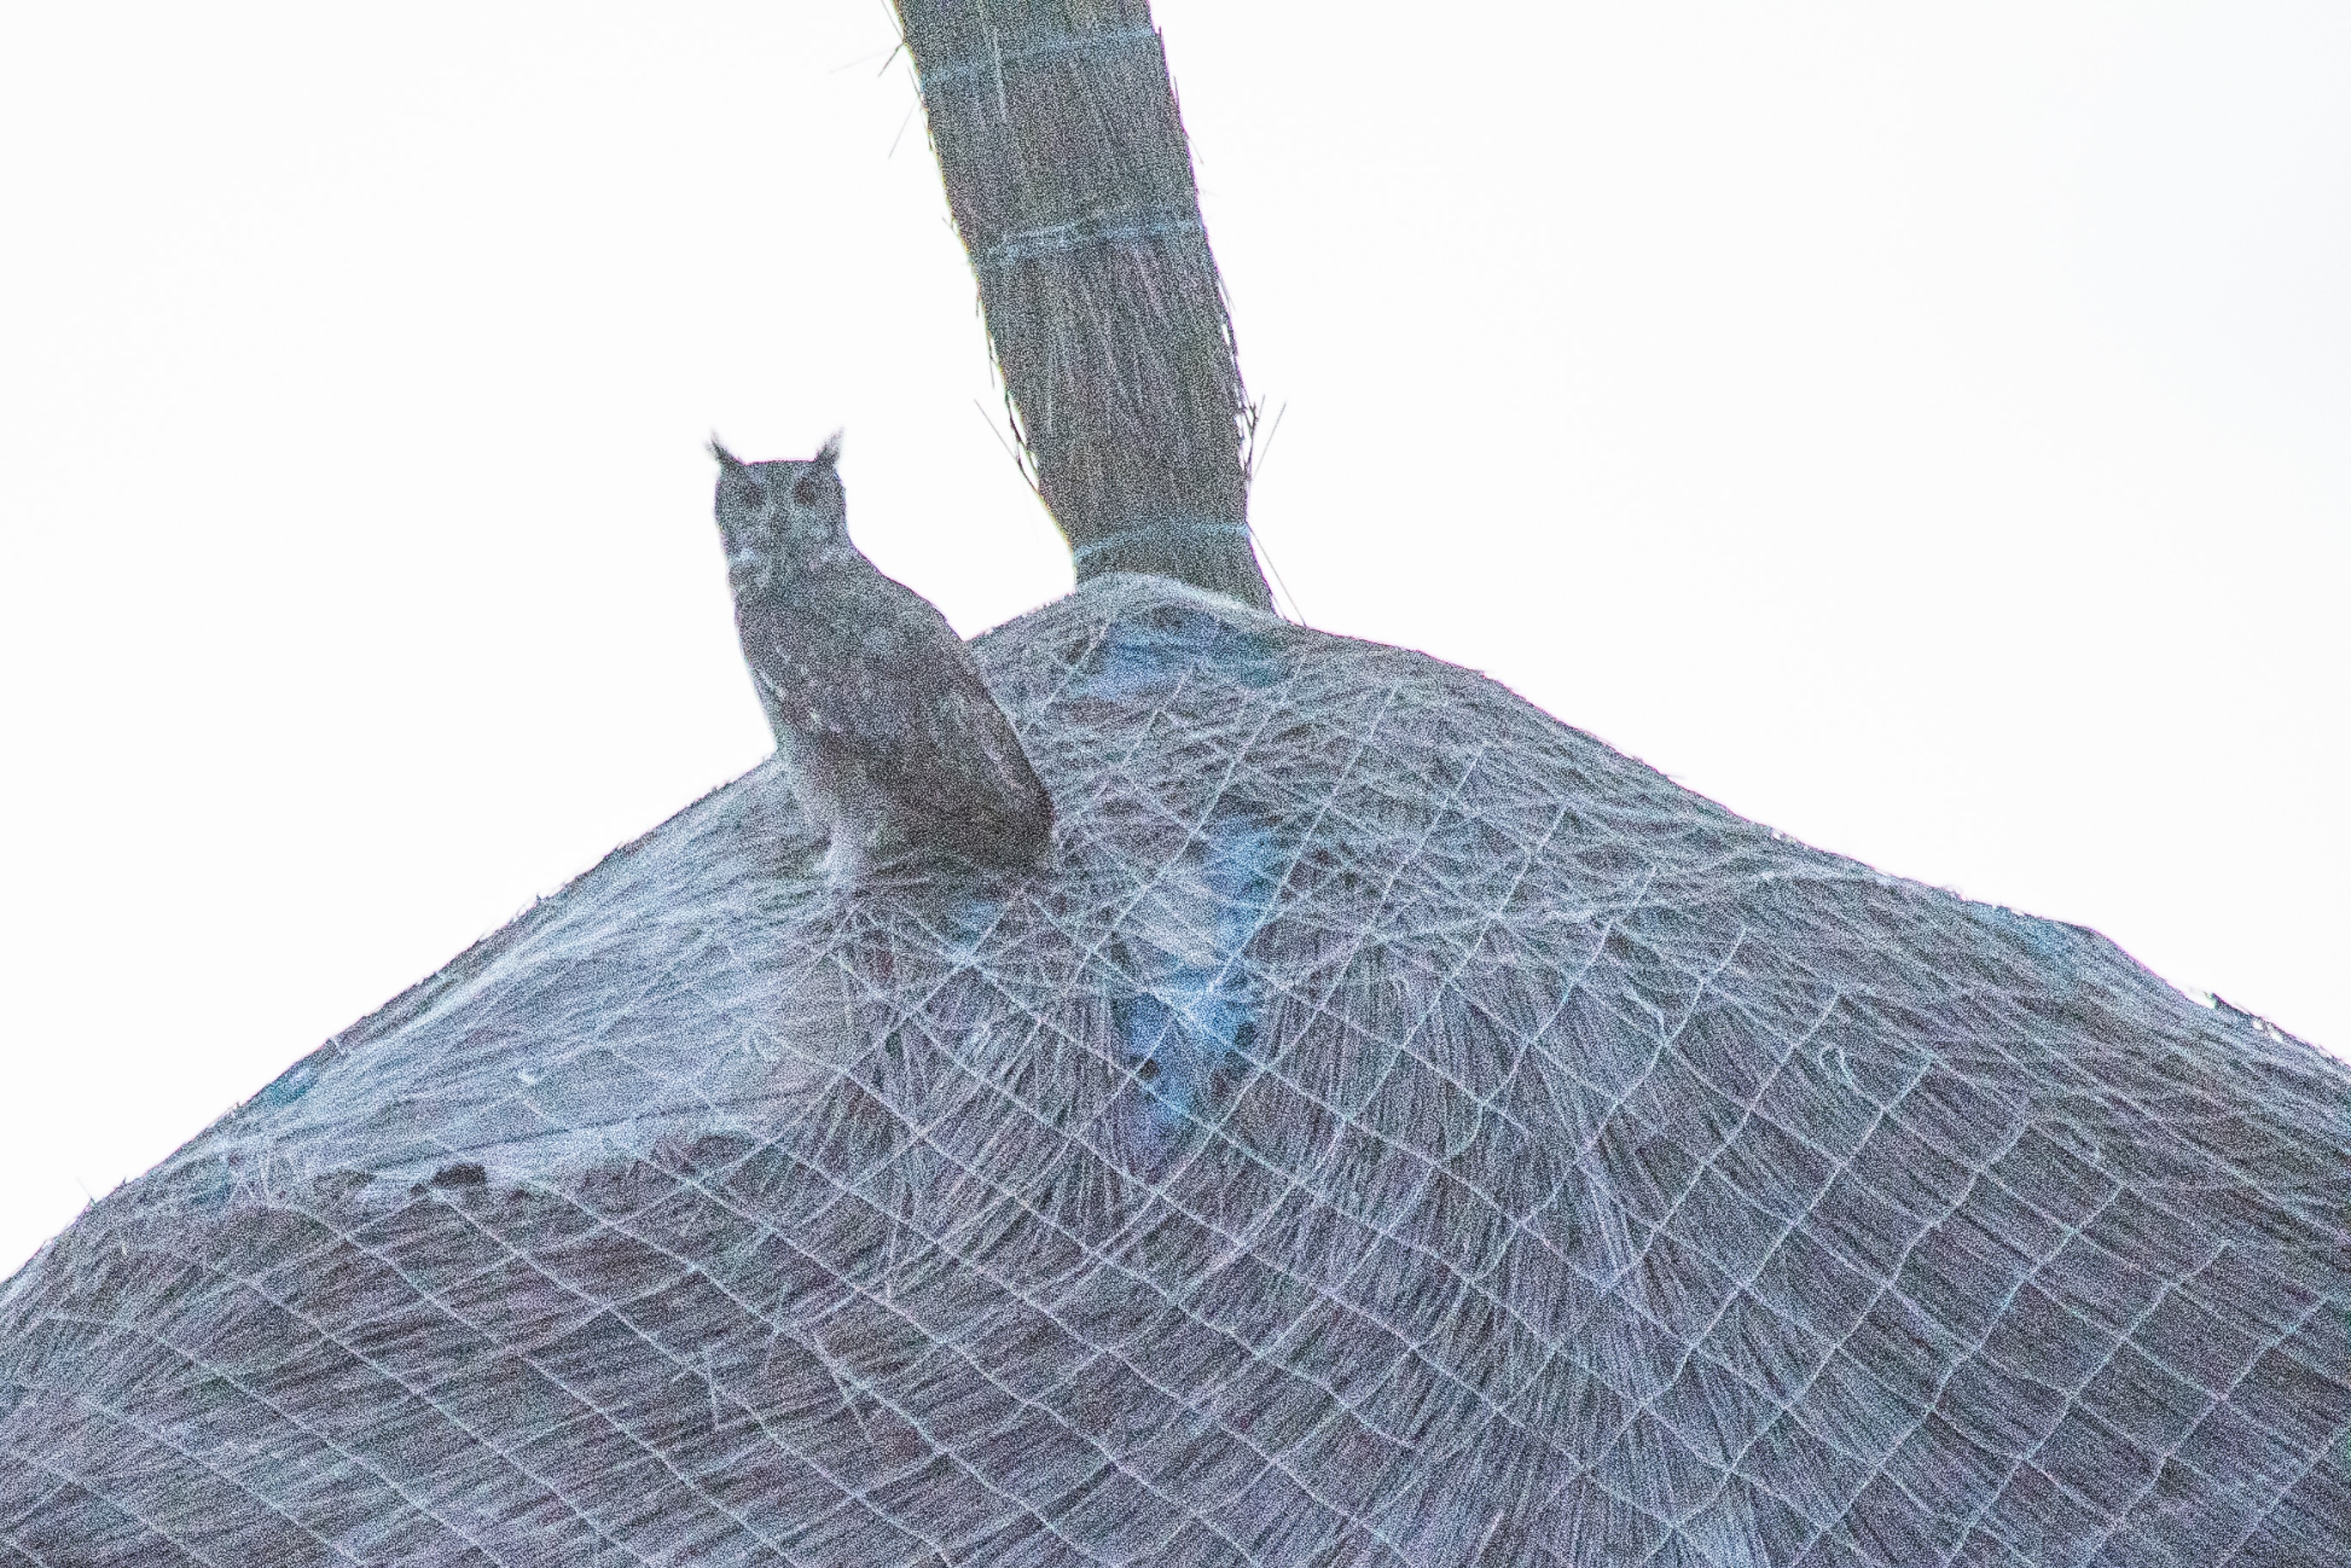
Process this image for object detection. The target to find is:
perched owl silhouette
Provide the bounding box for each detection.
[710,434,1054,882]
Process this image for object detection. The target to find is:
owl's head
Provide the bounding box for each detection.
[709,432,847,589]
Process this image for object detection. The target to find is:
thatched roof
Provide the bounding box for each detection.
[3,574,2345,1565]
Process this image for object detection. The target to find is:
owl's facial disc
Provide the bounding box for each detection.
[710,473,773,581]
[766,459,846,551]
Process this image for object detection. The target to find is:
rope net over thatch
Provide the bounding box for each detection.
[3,574,2346,1565]
[895,0,1273,610]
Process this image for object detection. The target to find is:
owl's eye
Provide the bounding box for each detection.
[793,471,823,507]
[738,483,769,511]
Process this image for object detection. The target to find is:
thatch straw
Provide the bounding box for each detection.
[894,0,1274,611]
[4,575,2346,1563]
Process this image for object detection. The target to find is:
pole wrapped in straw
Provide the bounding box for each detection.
[893,0,1274,611]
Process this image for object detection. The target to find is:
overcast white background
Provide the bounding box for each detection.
[2,3,2343,1276]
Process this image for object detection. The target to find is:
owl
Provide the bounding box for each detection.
[710,434,1054,883]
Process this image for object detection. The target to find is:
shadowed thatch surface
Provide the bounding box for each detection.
[896,0,1273,609]
[3,574,2346,1565]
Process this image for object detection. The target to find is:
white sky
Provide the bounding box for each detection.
[1,2,2343,1276]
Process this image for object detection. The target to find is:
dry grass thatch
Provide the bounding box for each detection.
[895,1,1273,611]
[3,574,2345,1565]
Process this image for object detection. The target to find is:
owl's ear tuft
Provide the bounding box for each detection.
[815,429,844,469]
[709,436,744,470]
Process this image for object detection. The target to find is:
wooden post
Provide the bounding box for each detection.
[892,0,1274,611]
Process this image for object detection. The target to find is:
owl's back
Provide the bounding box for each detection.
[734,551,1054,877]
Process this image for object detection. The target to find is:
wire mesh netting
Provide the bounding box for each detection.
[3,574,2345,1565]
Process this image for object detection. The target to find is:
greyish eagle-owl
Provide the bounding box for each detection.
[709,434,1054,882]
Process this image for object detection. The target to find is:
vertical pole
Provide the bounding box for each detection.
[892,1,1275,611]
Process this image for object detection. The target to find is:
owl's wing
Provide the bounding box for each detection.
[744,568,1054,863]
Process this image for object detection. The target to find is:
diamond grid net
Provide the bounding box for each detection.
[3,574,2345,1566]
